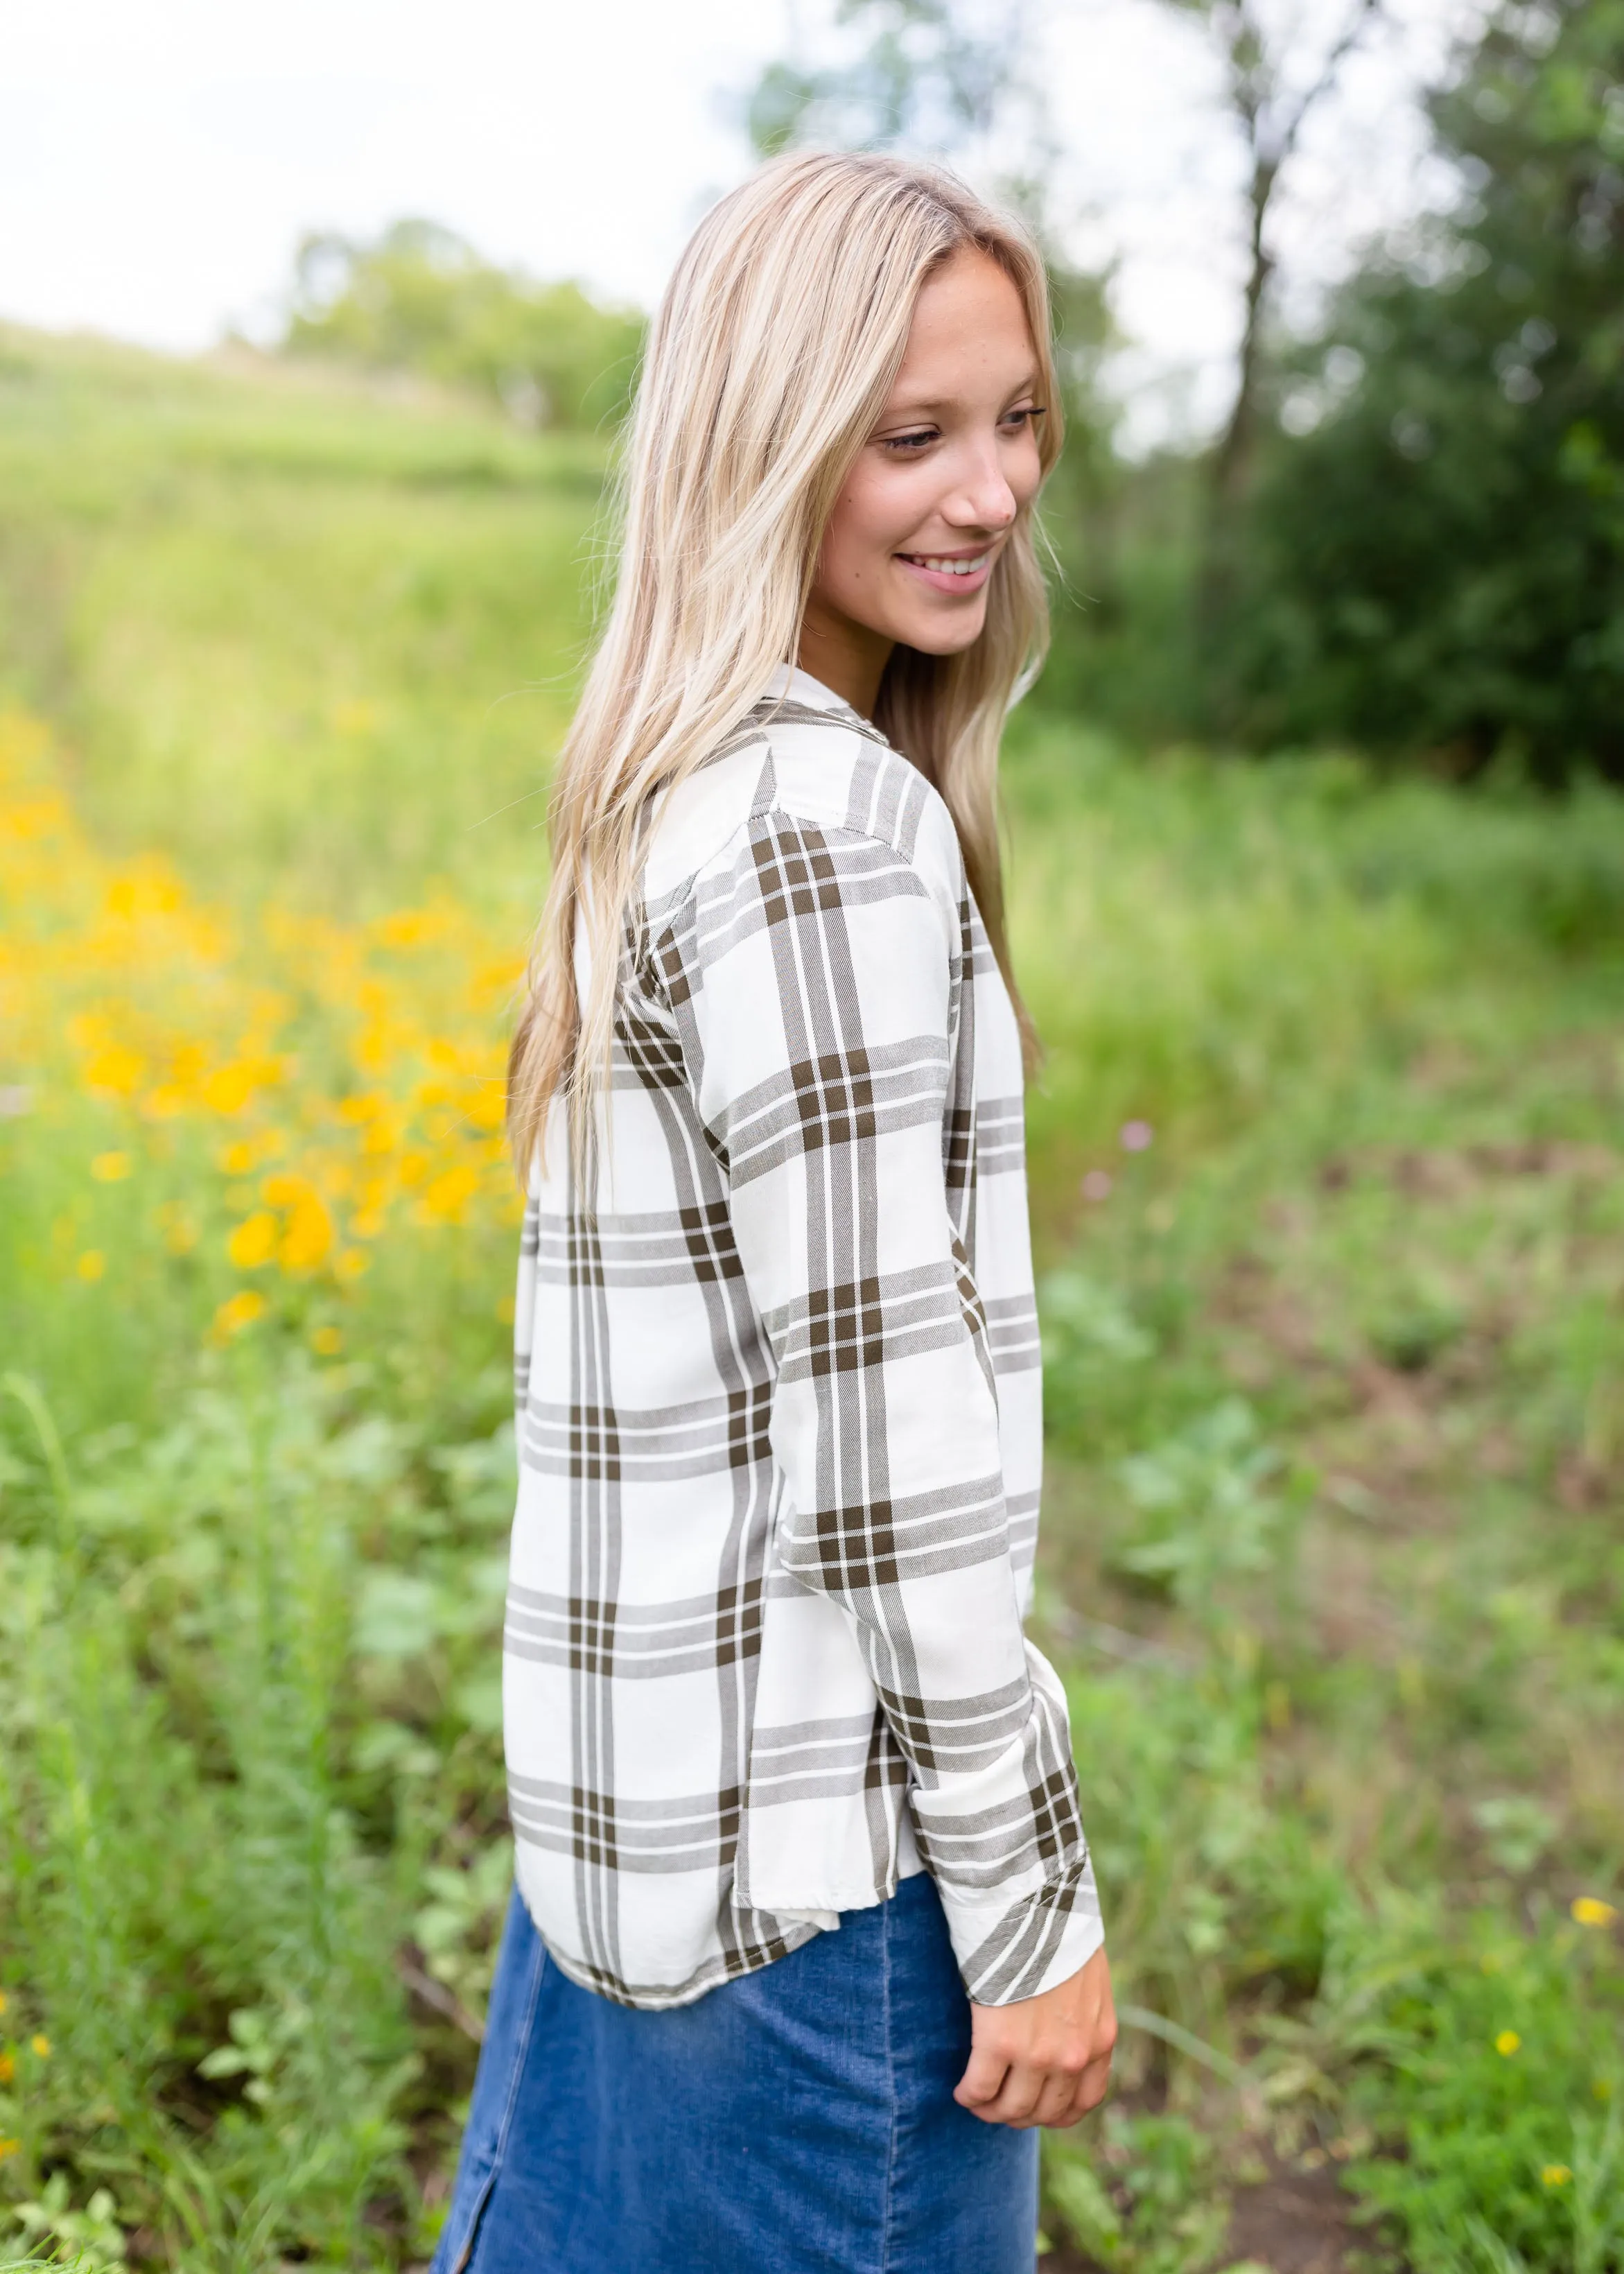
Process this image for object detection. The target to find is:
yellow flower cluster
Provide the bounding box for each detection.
[0,2002,51,2162]
[1,711,527,1339]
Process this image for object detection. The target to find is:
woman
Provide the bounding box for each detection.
[433,150,1115,2274]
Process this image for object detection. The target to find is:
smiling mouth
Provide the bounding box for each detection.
[898,551,993,577]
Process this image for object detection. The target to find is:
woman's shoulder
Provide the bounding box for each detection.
[642,667,960,915]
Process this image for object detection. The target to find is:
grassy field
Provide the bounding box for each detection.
[1,323,1622,2273]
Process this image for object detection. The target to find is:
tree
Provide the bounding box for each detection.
[746,0,1025,157]
[1180,0,1387,513]
[1147,0,1392,645]
[281,220,644,433]
[742,0,1112,397]
[1229,0,1624,776]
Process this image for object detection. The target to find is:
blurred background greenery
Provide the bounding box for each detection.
[1,1,1622,2268]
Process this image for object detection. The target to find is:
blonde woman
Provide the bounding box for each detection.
[431,150,1115,2274]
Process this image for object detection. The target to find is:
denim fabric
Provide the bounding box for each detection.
[430,1871,1040,2274]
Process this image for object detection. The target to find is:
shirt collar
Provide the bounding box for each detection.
[763,662,857,713]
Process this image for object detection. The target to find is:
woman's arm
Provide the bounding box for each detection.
[661,801,1106,2044]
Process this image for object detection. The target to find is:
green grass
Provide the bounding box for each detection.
[0,325,600,914]
[1,323,1622,2271]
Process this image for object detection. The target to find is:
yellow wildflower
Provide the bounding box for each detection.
[76,1250,106,1283]
[376,906,451,950]
[202,1063,255,1116]
[0,2052,11,2083]
[311,1325,344,1357]
[91,1150,132,1182]
[338,1091,387,1125]
[30,2035,49,2059]
[1571,1897,1618,1930]
[1542,2165,1572,2188]
[0,1988,7,2013]
[82,1041,144,1096]
[420,1163,480,1224]
[466,1082,507,1131]
[1496,2031,1521,2058]
[0,2139,18,2161]
[106,869,182,918]
[218,1138,259,1176]
[211,1290,268,1342]
[278,1190,335,1274]
[227,1212,278,1270]
[334,1247,371,1282]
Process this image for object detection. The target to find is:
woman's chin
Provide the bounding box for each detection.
[893,604,990,659]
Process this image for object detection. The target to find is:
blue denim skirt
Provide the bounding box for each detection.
[430,1871,1039,2273]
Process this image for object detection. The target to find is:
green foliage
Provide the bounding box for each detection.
[1045,2110,1229,2272]
[1338,1904,1624,2271]
[744,0,1021,159]
[0,324,602,911]
[1,330,1622,2266]
[1008,726,1624,2265]
[0,1362,514,2264]
[283,218,644,433]
[1037,452,1210,744]
[1110,1399,1301,1619]
[1040,1894,1624,2271]
[1229,0,1624,775]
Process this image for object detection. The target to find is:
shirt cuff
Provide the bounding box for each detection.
[937,1859,1106,2006]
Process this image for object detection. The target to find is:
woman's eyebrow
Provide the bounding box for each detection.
[878,374,1041,422]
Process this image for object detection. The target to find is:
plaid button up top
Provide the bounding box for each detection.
[506,666,1101,2010]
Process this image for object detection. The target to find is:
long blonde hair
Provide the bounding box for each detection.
[509,149,1061,1176]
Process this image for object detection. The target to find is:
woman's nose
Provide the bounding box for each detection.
[944,445,1018,532]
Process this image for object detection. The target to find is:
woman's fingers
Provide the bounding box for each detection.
[952,2042,1011,2118]
[1077,2049,1115,2113]
[1028,2072,1084,2130]
[977,2061,1047,2127]
[968,2058,1104,2130]
[1049,2051,1115,2128]
[958,2043,1116,2128]
[957,1945,1118,2128]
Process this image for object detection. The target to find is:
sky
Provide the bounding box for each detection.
[0,0,1481,447]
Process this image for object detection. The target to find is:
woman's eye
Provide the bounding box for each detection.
[880,429,938,453]
[1002,405,1045,431]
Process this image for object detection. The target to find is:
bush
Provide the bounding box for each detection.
[1227,0,1624,779]
[283,219,644,432]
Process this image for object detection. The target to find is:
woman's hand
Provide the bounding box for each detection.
[954,1944,1116,2128]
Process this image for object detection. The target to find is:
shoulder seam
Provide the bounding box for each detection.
[644,724,954,919]
[652,790,951,921]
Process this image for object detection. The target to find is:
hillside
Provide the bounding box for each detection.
[1,329,1621,2272]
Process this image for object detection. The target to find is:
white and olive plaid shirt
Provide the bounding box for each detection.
[505,666,1101,2010]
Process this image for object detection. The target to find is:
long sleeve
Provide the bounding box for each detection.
[658,801,1102,2004]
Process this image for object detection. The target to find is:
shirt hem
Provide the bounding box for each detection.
[517,1855,931,2013]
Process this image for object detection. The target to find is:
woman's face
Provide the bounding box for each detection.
[800,245,1047,713]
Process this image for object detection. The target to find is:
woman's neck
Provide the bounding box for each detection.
[796,597,893,720]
